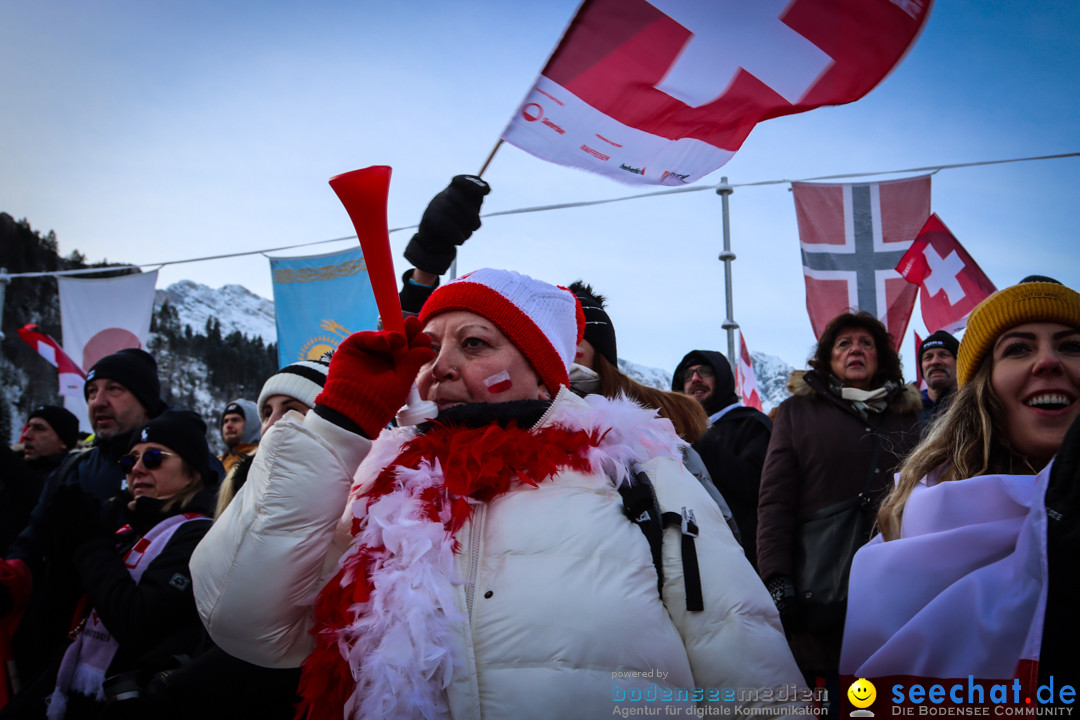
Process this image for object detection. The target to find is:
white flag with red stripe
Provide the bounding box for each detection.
[501,0,932,185]
[735,331,764,411]
[792,175,931,349]
[895,213,997,334]
[17,323,86,398]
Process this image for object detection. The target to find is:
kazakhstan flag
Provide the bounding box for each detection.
[269,246,378,367]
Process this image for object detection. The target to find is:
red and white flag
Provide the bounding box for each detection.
[501,0,933,185]
[17,324,86,398]
[895,214,997,334]
[792,175,931,349]
[58,271,158,427]
[735,331,764,411]
[913,330,927,391]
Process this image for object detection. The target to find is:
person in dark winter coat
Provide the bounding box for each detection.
[1,406,79,557]
[756,312,921,711]
[672,350,772,567]
[2,410,216,719]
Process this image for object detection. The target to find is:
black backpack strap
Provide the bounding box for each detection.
[618,462,705,612]
[618,463,665,599]
[661,508,704,612]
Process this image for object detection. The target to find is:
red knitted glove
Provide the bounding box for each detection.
[315,315,435,439]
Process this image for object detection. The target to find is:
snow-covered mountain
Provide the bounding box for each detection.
[155,280,275,344]
[158,281,794,413]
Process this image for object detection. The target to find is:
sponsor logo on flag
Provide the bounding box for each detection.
[502,0,932,185]
[792,175,931,348]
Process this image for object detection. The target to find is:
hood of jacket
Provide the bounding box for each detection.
[786,370,923,415]
[222,399,261,445]
[671,350,737,415]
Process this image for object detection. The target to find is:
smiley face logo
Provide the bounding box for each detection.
[848,678,877,709]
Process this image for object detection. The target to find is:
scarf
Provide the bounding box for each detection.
[296,392,686,720]
[829,376,898,420]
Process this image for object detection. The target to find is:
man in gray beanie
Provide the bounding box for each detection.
[219,399,261,473]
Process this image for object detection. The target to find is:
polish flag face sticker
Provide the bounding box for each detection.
[484,371,514,395]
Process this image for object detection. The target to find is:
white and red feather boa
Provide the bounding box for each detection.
[295,392,684,720]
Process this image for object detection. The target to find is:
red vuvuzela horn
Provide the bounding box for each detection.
[328,165,404,336]
[328,165,436,425]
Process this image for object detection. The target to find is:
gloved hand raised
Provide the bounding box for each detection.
[404,175,491,276]
[315,316,435,439]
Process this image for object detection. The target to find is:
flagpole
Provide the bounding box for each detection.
[449,139,504,281]
[716,178,737,363]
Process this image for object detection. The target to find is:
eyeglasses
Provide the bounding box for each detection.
[686,366,715,380]
[118,448,177,473]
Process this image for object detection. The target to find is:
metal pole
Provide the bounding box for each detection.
[716,179,737,363]
[0,267,8,341]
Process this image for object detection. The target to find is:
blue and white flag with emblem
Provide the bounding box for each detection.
[269,247,378,367]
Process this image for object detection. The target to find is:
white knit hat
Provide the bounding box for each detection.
[257,359,331,417]
[418,268,584,392]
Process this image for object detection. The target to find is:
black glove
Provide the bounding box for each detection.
[47,483,109,555]
[766,575,803,633]
[404,175,491,275]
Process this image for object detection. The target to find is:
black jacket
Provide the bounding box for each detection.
[672,349,772,565]
[78,492,215,680]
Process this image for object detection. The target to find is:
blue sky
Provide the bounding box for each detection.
[2,1,1078,373]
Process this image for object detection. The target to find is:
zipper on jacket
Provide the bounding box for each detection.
[464,501,485,620]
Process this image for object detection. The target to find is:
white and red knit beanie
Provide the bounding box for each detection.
[418,268,585,393]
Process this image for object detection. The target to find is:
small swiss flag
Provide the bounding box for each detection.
[895,214,997,334]
[735,331,764,412]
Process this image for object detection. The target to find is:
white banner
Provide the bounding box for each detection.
[58,271,158,429]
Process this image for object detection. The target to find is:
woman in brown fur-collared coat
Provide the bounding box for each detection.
[756,312,921,712]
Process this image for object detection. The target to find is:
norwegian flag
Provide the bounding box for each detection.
[895,213,997,334]
[792,175,931,349]
[501,0,933,185]
[735,331,764,411]
[17,323,85,398]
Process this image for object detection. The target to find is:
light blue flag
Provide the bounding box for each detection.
[269,247,378,367]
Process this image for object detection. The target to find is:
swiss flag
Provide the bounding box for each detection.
[502,0,933,185]
[17,323,86,398]
[735,331,764,411]
[895,214,997,334]
[792,175,931,349]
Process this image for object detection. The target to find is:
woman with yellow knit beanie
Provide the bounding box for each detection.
[840,276,1080,694]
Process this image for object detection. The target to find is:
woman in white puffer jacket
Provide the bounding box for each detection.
[192,269,806,719]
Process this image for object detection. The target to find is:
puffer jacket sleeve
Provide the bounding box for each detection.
[190,410,371,668]
[642,455,807,710]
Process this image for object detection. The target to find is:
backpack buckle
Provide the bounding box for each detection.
[681,507,698,538]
